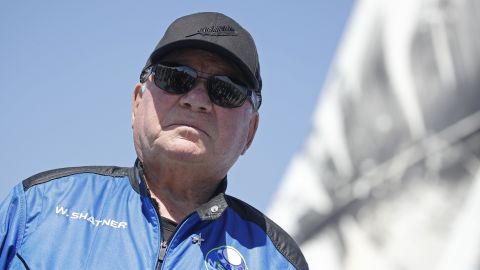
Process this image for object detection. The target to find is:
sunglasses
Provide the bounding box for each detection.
[140,64,259,110]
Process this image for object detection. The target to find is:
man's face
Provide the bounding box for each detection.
[132,48,259,179]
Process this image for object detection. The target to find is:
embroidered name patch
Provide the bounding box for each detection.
[55,206,128,229]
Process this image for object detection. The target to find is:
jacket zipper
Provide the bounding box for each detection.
[145,194,163,270]
[158,214,194,270]
[146,192,195,270]
[138,164,182,270]
[158,240,167,266]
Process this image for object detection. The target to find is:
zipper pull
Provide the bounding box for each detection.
[158,240,168,263]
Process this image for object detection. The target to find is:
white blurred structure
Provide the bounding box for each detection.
[268,0,480,269]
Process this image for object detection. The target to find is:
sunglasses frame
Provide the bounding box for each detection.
[140,64,259,110]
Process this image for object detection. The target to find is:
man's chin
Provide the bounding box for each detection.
[170,125,209,140]
[163,140,208,161]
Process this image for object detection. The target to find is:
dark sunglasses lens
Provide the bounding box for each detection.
[208,76,248,108]
[154,65,196,94]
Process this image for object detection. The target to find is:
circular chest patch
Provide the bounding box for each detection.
[205,246,248,270]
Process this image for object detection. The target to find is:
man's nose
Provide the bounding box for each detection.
[179,78,213,112]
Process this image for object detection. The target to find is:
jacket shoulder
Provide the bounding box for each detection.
[225,195,309,270]
[22,166,131,191]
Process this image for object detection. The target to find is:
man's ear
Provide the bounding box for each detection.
[131,83,144,128]
[241,112,259,155]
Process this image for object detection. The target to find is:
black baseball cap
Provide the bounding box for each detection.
[141,12,262,107]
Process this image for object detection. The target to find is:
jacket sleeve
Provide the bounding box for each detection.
[0,184,26,269]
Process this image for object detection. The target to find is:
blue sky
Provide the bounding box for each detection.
[0,1,353,212]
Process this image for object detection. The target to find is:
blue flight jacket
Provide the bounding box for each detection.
[0,160,308,269]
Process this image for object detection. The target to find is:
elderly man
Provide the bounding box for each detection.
[0,12,308,269]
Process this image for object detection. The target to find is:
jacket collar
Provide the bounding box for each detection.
[129,158,229,220]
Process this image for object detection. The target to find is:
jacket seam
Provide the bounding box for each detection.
[17,185,27,267]
[225,195,307,269]
[263,220,303,269]
[22,166,130,191]
[265,228,297,269]
[15,253,30,270]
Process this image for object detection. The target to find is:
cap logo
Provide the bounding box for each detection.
[186,25,238,37]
